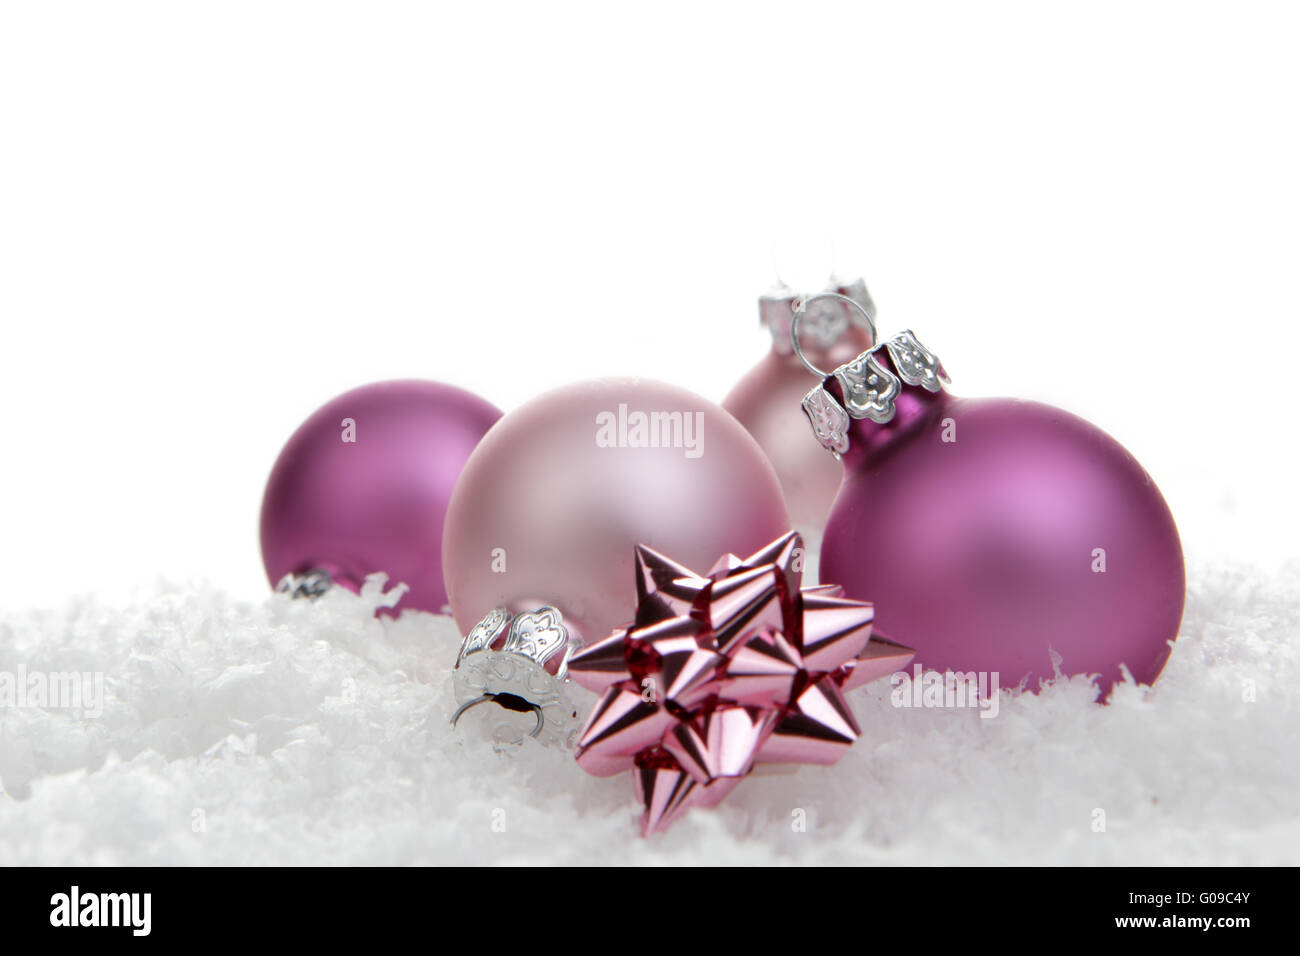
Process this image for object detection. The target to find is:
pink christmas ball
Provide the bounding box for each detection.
[724,281,875,534]
[260,379,501,614]
[443,378,791,644]
[821,387,1185,695]
[725,344,868,535]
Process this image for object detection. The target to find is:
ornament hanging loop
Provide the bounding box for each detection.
[451,693,546,738]
[791,291,879,379]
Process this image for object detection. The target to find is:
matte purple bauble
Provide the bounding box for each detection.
[724,282,874,534]
[820,385,1185,695]
[260,379,502,613]
[443,378,791,645]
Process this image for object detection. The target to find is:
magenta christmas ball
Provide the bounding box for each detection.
[723,279,875,535]
[799,297,1185,695]
[260,379,502,614]
[442,378,791,646]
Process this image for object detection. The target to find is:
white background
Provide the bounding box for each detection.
[1,0,1297,609]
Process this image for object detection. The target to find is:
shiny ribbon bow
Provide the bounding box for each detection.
[568,531,913,835]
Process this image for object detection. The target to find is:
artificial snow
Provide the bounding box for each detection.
[1,560,1297,865]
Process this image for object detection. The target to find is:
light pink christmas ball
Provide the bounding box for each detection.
[442,378,791,645]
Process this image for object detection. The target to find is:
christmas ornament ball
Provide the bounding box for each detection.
[260,379,502,613]
[442,378,791,645]
[724,342,868,534]
[724,281,875,533]
[822,388,1185,695]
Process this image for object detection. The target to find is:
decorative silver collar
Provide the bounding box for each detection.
[275,568,334,599]
[800,330,949,459]
[451,606,581,750]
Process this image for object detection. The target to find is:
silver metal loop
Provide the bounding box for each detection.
[450,693,545,738]
[791,291,879,379]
